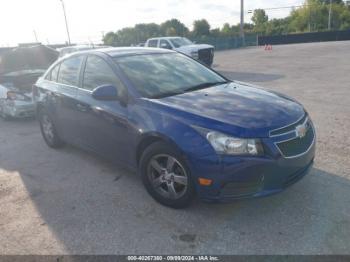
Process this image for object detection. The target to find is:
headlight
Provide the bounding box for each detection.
[194,127,264,156]
[190,51,199,59]
[6,91,28,101]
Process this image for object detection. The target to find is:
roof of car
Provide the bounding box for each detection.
[82,47,174,57]
[147,37,182,41]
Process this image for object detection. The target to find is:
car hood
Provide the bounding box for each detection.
[175,44,214,54]
[150,82,305,138]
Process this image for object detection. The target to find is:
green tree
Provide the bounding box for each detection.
[252,9,269,34]
[339,6,350,29]
[210,28,221,37]
[221,23,232,36]
[287,0,350,32]
[134,23,161,41]
[103,32,118,46]
[320,0,344,4]
[193,19,211,36]
[265,18,291,35]
[161,19,189,36]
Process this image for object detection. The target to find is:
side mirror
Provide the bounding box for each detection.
[92,85,119,101]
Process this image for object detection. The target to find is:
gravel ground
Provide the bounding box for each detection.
[0,41,349,255]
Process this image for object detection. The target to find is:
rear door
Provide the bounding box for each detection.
[53,55,85,143]
[75,54,130,164]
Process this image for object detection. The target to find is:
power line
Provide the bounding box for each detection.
[247,4,306,14]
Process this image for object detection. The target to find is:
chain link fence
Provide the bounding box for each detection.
[190,34,258,51]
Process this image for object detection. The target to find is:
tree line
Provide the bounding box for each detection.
[103,0,350,46]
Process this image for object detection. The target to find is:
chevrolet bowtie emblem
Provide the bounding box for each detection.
[295,124,307,138]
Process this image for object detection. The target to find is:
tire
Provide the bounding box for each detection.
[38,109,64,148]
[0,105,11,121]
[139,141,195,208]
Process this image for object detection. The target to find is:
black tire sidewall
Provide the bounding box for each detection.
[38,110,64,148]
[140,141,195,208]
[0,105,10,121]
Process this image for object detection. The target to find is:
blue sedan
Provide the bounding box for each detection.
[33,47,315,208]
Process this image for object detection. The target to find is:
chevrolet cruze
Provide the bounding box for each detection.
[33,47,316,208]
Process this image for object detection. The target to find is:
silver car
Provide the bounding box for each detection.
[0,45,58,120]
[0,70,44,119]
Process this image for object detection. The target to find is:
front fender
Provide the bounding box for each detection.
[130,102,222,180]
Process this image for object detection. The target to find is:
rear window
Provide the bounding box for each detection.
[57,56,84,86]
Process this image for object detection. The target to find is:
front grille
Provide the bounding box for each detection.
[198,48,214,66]
[221,178,263,197]
[270,114,307,136]
[276,126,315,158]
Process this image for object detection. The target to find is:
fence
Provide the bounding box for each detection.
[190,34,257,51]
[258,30,350,46]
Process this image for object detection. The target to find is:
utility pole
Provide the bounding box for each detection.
[59,0,71,45]
[308,6,311,32]
[328,0,333,30]
[240,0,245,45]
[33,30,39,42]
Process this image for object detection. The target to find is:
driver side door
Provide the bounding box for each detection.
[75,54,130,165]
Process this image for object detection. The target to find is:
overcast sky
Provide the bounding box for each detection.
[0,0,303,46]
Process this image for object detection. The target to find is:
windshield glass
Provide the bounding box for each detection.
[115,53,226,98]
[169,37,193,48]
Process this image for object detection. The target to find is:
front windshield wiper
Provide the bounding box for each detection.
[183,81,230,93]
[150,90,185,99]
[150,81,230,99]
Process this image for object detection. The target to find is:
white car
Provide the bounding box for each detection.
[145,37,214,66]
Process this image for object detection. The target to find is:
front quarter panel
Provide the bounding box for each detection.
[129,98,222,183]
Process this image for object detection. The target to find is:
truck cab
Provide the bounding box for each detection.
[145,37,214,66]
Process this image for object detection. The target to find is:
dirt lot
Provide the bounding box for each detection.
[0,41,349,255]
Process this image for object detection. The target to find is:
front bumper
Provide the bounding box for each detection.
[198,48,214,66]
[2,100,35,118]
[189,127,316,202]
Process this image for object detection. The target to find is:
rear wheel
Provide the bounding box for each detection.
[140,142,195,208]
[38,110,64,148]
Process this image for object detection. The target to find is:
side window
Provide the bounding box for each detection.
[160,40,172,49]
[82,55,124,91]
[57,56,84,86]
[148,39,158,47]
[49,63,60,82]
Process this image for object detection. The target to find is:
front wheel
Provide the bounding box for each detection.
[38,110,64,148]
[0,104,11,121]
[140,142,195,208]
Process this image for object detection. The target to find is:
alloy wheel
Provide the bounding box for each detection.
[147,154,188,200]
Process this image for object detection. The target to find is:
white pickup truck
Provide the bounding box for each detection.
[145,37,214,66]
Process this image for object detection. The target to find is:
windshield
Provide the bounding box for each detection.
[169,37,193,48]
[115,53,226,99]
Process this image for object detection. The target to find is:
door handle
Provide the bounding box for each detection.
[77,103,88,112]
